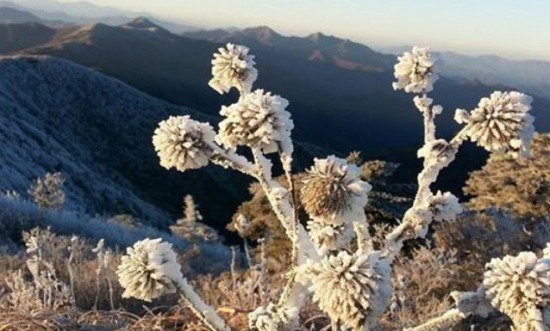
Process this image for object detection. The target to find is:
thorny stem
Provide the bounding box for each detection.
[176,278,231,331]
[383,98,469,260]
[277,142,299,268]
[259,238,268,305]
[250,148,317,262]
[422,93,436,144]
[404,308,468,331]
[286,166,299,268]
[67,245,76,308]
[208,144,258,177]
[250,147,317,320]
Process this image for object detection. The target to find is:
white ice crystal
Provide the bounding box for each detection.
[249,303,297,331]
[306,219,355,254]
[483,251,550,330]
[413,95,442,115]
[216,89,293,154]
[309,250,392,329]
[459,91,535,158]
[429,191,462,222]
[117,238,184,302]
[153,115,216,172]
[417,139,456,168]
[454,108,470,124]
[392,47,438,94]
[209,43,258,94]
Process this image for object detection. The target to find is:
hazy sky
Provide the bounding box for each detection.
[58,0,550,61]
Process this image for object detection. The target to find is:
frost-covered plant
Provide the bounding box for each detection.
[117,238,230,331]
[392,46,438,94]
[308,250,391,329]
[28,172,65,210]
[483,251,550,330]
[170,195,219,242]
[217,89,293,156]
[117,238,183,301]
[456,91,534,158]
[6,229,74,311]
[153,115,216,171]
[92,238,115,310]
[302,156,372,254]
[119,44,545,330]
[209,43,258,95]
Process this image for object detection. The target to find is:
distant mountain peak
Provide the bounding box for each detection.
[122,16,170,34]
[240,25,282,43]
[308,31,331,42]
[0,5,42,23]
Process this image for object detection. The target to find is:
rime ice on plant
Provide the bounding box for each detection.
[217,89,294,154]
[483,251,550,330]
[456,91,534,158]
[28,172,65,209]
[117,238,183,302]
[301,156,371,220]
[170,195,219,242]
[152,115,216,172]
[308,250,392,330]
[428,191,462,222]
[249,303,297,331]
[209,43,258,94]
[392,46,438,94]
[144,43,545,331]
[301,156,372,253]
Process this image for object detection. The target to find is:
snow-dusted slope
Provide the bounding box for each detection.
[0,55,248,227]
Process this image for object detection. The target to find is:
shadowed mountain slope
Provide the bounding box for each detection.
[0,55,254,229]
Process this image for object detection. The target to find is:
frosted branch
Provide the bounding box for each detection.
[208,143,258,177]
[383,127,468,259]
[176,278,231,331]
[404,309,467,331]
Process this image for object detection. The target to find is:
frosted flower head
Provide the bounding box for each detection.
[483,251,550,328]
[117,238,183,302]
[217,89,293,154]
[309,251,392,329]
[429,191,462,222]
[458,91,535,158]
[393,46,438,94]
[209,43,258,94]
[301,156,371,220]
[153,115,216,172]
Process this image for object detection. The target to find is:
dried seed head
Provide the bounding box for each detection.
[301,156,371,219]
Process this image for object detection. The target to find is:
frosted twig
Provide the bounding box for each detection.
[404,308,467,331]
[176,278,231,331]
[209,144,258,177]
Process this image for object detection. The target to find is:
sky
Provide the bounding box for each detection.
[57,0,550,61]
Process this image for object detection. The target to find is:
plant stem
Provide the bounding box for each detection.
[176,277,231,331]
